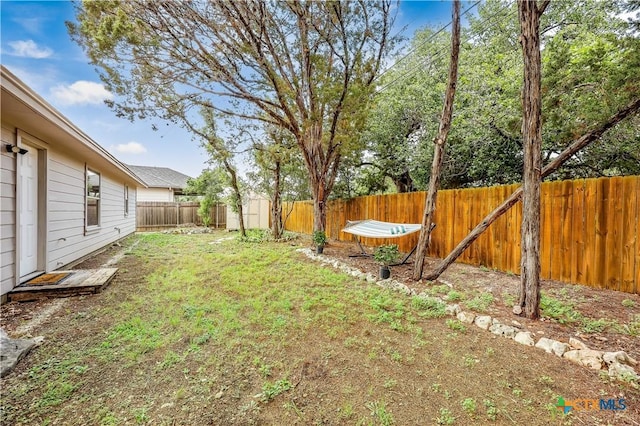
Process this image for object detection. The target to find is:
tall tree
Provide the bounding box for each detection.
[413,0,461,280]
[249,126,300,239]
[69,1,396,233]
[516,0,550,319]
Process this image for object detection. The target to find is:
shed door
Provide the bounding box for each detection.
[19,145,38,277]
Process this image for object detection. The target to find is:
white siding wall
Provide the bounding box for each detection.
[1,125,17,295]
[46,149,137,271]
[0,131,138,296]
[137,187,174,202]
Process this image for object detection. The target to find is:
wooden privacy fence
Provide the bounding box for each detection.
[283,176,639,294]
[136,202,226,231]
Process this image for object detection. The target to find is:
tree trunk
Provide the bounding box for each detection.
[224,158,246,238]
[413,0,461,280]
[271,159,283,239]
[517,0,545,319]
[424,96,640,282]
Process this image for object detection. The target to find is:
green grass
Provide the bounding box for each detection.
[2,232,637,425]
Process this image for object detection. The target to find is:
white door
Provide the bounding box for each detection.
[19,145,38,277]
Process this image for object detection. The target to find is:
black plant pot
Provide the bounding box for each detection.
[379,266,391,279]
[316,245,324,255]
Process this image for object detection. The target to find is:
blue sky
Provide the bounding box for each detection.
[0,1,477,178]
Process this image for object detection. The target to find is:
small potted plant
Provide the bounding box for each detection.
[312,230,328,254]
[373,244,400,279]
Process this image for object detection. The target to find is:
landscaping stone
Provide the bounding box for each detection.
[445,304,461,316]
[514,331,535,346]
[456,311,476,324]
[535,337,556,353]
[551,341,570,357]
[608,362,640,381]
[474,315,492,330]
[489,323,518,338]
[569,337,589,350]
[563,349,604,370]
[603,351,638,367]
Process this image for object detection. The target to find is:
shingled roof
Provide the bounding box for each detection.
[127,165,192,190]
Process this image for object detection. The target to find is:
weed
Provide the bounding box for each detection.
[465,293,494,312]
[365,400,394,426]
[446,291,463,302]
[390,350,402,362]
[133,407,150,424]
[461,398,477,416]
[283,400,304,418]
[436,407,455,425]
[444,390,453,400]
[383,378,397,389]
[431,383,442,393]
[427,284,451,296]
[621,299,635,308]
[485,347,495,356]
[463,355,477,368]
[538,375,554,385]
[512,388,523,397]
[340,402,354,419]
[540,294,581,324]
[262,379,292,402]
[446,319,467,332]
[411,297,446,318]
[580,318,617,334]
[501,292,516,307]
[484,399,498,421]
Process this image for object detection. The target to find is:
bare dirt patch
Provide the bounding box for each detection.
[323,239,640,359]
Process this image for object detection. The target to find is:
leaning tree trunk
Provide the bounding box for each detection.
[271,159,283,239]
[224,158,246,238]
[413,0,461,280]
[424,96,640,282]
[516,0,549,319]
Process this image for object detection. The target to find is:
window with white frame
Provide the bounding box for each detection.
[124,185,129,216]
[86,168,100,228]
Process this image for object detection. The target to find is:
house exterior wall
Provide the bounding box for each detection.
[137,187,174,202]
[0,126,138,297]
[45,148,137,271]
[1,125,17,296]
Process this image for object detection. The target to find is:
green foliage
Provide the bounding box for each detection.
[465,293,494,313]
[365,400,394,426]
[436,407,455,425]
[363,0,639,192]
[261,379,292,402]
[184,167,226,227]
[446,319,467,333]
[461,398,477,416]
[373,244,400,266]
[312,231,328,247]
[411,297,446,318]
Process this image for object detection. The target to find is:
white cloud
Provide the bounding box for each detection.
[50,81,113,105]
[112,142,148,154]
[8,39,53,58]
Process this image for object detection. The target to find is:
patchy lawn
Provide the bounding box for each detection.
[1,231,638,425]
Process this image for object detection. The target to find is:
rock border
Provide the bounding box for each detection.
[298,248,639,386]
